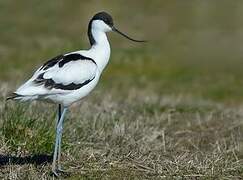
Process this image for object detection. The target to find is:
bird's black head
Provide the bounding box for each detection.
[91,11,114,27]
[88,11,146,46]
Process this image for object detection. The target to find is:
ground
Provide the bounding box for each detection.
[0,0,243,179]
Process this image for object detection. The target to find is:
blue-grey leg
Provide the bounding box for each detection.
[56,104,64,171]
[52,107,67,176]
[56,104,62,126]
[57,111,65,171]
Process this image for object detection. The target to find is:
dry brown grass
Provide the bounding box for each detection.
[0,87,243,179]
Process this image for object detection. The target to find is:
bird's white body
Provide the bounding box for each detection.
[14,20,111,107]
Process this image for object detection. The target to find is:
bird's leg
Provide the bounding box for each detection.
[54,104,62,169]
[52,107,67,176]
[56,104,62,127]
[57,105,64,172]
[56,104,65,172]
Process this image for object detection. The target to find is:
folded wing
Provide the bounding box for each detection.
[16,53,97,96]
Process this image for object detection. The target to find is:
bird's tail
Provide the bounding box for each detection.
[6,93,23,101]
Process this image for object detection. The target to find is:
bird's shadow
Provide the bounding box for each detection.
[0,154,52,166]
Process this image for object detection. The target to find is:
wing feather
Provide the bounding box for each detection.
[16,53,97,96]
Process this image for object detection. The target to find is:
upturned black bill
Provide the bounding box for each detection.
[112,27,146,42]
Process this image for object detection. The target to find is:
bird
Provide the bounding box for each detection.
[7,11,145,176]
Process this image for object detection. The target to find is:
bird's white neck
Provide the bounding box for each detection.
[89,29,111,72]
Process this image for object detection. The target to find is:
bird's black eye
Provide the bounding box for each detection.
[104,18,112,26]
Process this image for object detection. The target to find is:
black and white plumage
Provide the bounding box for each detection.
[10,52,98,106]
[7,11,145,176]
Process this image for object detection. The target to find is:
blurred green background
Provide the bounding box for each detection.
[1,0,243,103]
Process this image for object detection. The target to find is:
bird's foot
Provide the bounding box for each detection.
[50,169,59,177]
[51,168,70,178]
[57,166,66,173]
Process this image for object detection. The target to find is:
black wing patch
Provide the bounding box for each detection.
[40,53,96,71]
[34,73,95,90]
[58,54,96,67]
[40,55,64,70]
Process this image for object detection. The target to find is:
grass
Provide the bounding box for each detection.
[1,0,243,179]
[1,94,243,179]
